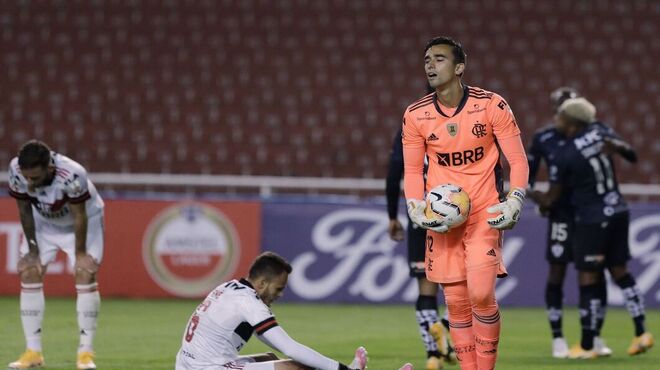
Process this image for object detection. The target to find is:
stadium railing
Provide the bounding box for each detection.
[0,173,658,200]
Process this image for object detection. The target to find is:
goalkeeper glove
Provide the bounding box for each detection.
[407,199,449,233]
[486,188,525,230]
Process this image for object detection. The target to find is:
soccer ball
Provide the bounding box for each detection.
[425,184,471,228]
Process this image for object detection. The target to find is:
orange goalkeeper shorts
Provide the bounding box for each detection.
[424,208,508,284]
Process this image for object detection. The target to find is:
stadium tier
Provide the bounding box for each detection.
[1,0,658,183]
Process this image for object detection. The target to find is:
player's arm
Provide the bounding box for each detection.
[402,111,448,233]
[15,199,44,275]
[601,128,637,163]
[527,133,543,188]
[8,162,37,253]
[487,96,529,230]
[70,200,98,277]
[526,135,551,216]
[529,155,567,210]
[259,325,359,370]
[248,299,366,370]
[70,202,88,256]
[66,171,98,274]
[385,128,405,241]
[16,199,38,254]
[529,184,563,210]
[8,163,42,274]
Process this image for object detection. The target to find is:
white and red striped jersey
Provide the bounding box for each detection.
[177,279,278,368]
[8,152,104,227]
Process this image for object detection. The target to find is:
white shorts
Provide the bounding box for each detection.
[176,354,276,370]
[19,214,105,269]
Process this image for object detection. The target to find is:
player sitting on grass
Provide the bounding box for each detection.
[176,251,373,370]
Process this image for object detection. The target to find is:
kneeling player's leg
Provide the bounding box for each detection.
[237,359,303,370]
[443,281,476,370]
[467,264,499,370]
[242,353,280,362]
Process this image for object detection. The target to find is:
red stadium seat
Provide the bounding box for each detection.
[0,0,655,184]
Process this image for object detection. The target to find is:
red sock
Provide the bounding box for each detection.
[443,282,477,370]
[468,265,500,370]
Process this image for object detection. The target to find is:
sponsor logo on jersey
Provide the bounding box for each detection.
[143,203,240,297]
[436,146,485,166]
[427,133,439,142]
[447,123,459,137]
[468,104,486,114]
[472,122,487,138]
[416,111,435,121]
[574,129,602,150]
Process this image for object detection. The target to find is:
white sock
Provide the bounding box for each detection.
[76,283,100,353]
[20,283,45,352]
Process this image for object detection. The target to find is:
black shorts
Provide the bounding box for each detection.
[545,213,574,264]
[573,212,631,271]
[407,218,427,278]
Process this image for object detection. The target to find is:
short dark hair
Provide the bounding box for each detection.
[248,252,292,280]
[424,36,467,65]
[18,140,52,169]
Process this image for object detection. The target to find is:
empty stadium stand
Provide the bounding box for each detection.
[1,0,658,185]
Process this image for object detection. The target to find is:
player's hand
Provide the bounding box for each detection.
[388,219,405,241]
[75,253,99,274]
[487,188,525,230]
[17,252,43,276]
[407,199,449,233]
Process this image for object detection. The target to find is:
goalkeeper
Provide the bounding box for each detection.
[402,36,529,370]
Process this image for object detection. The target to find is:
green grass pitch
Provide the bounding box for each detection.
[0,297,657,369]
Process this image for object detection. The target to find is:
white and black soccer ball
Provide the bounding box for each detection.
[425,183,471,228]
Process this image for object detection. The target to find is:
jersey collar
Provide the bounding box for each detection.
[239,278,254,289]
[433,84,469,118]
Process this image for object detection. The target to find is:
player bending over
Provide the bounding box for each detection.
[8,140,103,370]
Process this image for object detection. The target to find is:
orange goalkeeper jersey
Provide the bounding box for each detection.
[402,85,524,213]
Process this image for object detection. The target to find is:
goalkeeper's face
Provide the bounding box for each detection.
[256,272,288,306]
[424,44,464,89]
